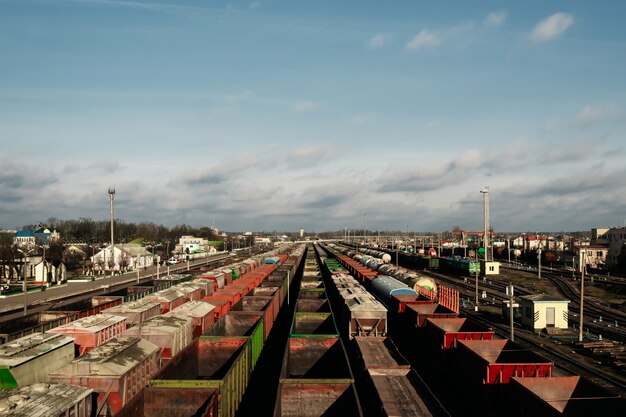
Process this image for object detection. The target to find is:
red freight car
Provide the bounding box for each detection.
[170,283,204,302]
[50,337,161,416]
[456,339,553,385]
[425,317,495,349]
[144,288,186,314]
[47,314,127,355]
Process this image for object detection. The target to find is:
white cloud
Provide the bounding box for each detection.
[530,12,574,43]
[406,22,474,50]
[367,33,391,49]
[485,11,507,27]
[293,101,317,112]
[406,29,442,50]
[572,103,626,126]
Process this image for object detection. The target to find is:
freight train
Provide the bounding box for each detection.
[0,244,306,417]
[441,255,481,275]
[319,243,624,417]
[328,244,438,296]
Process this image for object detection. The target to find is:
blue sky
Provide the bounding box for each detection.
[1,0,625,233]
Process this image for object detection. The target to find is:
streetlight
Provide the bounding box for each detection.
[16,248,34,315]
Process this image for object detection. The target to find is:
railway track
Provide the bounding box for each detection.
[402,266,626,395]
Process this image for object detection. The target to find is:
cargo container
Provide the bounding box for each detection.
[341,293,387,338]
[197,271,225,291]
[166,301,216,338]
[425,317,494,349]
[0,333,74,389]
[370,276,417,309]
[204,313,264,370]
[50,337,161,416]
[47,314,127,355]
[144,289,186,314]
[51,295,124,319]
[169,283,203,302]
[456,339,553,385]
[202,296,231,320]
[403,303,457,328]
[146,336,251,417]
[0,383,94,417]
[353,337,430,417]
[274,337,361,417]
[509,376,625,417]
[188,278,214,297]
[291,312,338,336]
[0,311,78,345]
[101,299,162,327]
[230,296,276,341]
[296,298,331,313]
[122,315,193,366]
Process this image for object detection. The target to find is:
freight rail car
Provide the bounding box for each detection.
[47,313,127,356]
[49,337,161,416]
[441,255,480,275]
[315,245,436,417]
[0,333,74,390]
[324,243,626,416]
[275,245,363,417]
[112,244,306,417]
[0,382,94,417]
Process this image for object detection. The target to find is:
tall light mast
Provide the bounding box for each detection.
[108,187,115,277]
[480,186,490,261]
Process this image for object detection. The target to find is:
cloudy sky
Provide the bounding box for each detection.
[1,0,625,233]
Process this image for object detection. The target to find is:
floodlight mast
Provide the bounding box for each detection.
[480,187,490,262]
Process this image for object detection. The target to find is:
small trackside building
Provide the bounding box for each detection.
[519,294,570,330]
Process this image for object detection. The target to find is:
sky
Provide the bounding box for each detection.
[1,0,626,233]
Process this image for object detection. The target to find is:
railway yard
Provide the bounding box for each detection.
[0,243,624,416]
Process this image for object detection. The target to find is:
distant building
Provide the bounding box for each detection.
[607,227,626,267]
[34,260,66,285]
[299,228,304,238]
[574,245,608,271]
[524,235,547,251]
[174,236,216,257]
[90,244,154,273]
[13,230,36,246]
[254,236,272,245]
[13,227,60,247]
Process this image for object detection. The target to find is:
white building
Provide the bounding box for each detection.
[254,236,272,245]
[34,260,66,285]
[574,245,608,271]
[519,294,570,330]
[175,236,216,257]
[90,244,154,274]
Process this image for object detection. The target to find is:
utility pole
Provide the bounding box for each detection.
[507,283,515,341]
[579,252,585,342]
[537,230,542,279]
[475,250,479,311]
[108,187,115,277]
[480,187,490,262]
